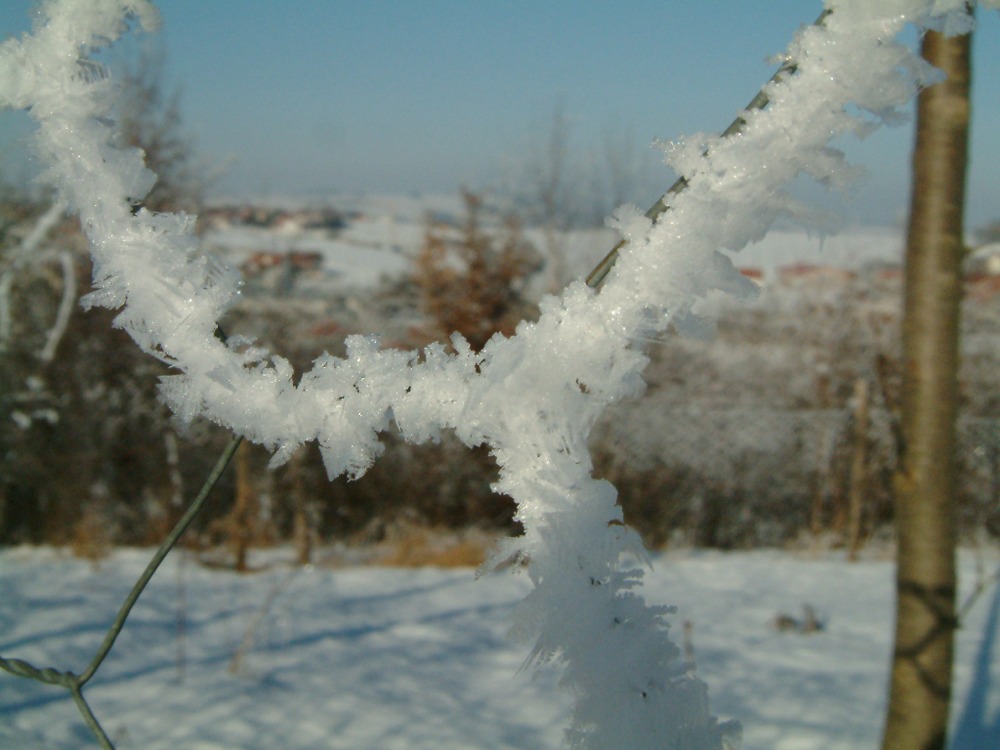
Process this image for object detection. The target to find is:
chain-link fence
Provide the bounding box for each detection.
[592,273,1000,549]
[597,403,1000,549]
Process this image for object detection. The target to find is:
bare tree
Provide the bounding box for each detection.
[514,103,576,231]
[587,125,648,227]
[0,42,210,548]
[116,46,203,212]
[507,104,577,290]
[881,22,972,750]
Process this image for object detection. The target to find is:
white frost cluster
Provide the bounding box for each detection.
[0,1,986,747]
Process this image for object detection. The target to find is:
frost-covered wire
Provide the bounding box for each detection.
[1,1,994,748]
[585,9,831,290]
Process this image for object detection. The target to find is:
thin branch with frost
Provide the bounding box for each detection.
[0,200,65,350]
[37,250,78,363]
[0,200,65,274]
[1,1,993,748]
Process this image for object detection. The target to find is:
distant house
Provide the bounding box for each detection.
[288,251,323,272]
[961,243,1000,302]
[248,250,320,268]
[272,213,306,234]
[243,251,286,276]
[865,262,903,290]
[777,263,857,287]
[201,204,346,233]
[967,242,1000,276]
[968,275,1000,302]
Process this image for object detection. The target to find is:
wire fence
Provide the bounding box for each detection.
[597,404,1000,550]
[0,437,241,749]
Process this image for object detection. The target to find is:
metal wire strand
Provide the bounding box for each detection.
[585,10,831,290]
[0,435,243,749]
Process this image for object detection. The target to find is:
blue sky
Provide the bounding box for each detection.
[2,1,999,229]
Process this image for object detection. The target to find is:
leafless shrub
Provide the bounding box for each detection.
[415,189,542,351]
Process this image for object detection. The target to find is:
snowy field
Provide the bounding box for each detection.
[201,189,910,294]
[2,546,999,750]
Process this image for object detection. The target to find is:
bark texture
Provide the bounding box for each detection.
[881,25,972,750]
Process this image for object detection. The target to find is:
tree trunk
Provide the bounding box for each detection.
[847,377,869,562]
[881,24,971,750]
[289,450,314,567]
[230,440,257,573]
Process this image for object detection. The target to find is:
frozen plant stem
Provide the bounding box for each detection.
[0,436,243,749]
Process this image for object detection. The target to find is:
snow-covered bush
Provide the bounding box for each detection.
[2,1,994,747]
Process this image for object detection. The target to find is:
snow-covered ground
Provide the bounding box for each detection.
[2,546,999,750]
[202,190,913,293]
[732,225,904,280]
[202,224,413,289]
